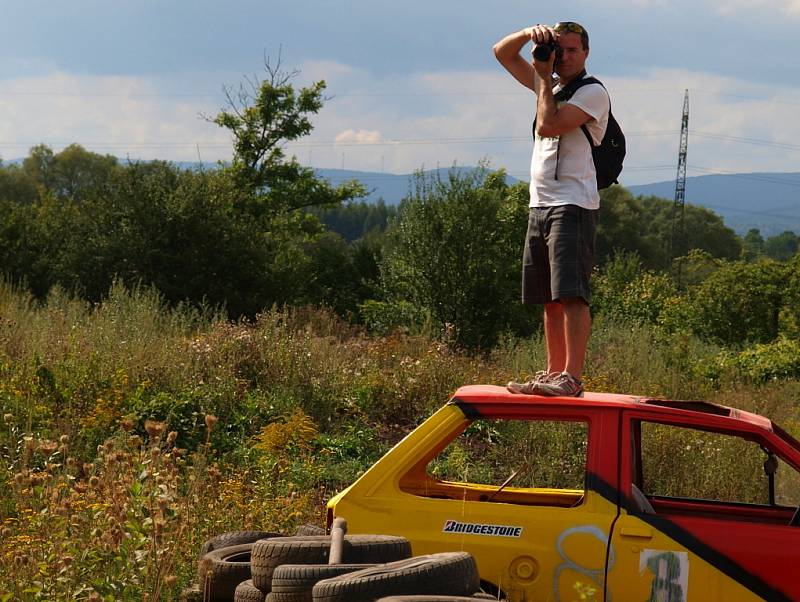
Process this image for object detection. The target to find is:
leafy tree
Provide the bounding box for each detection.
[593,251,679,326]
[0,60,375,318]
[21,144,57,191]
[742,228,765,261]
[22,143,117,200]
[11,172,347,317]
[0,200,45,292]
[596,187,665,268]
[782,253,800,339]
[211,56,363,216]
[314,200,396,241]
[596,188,742,271]
[0,162,38,204]
[380,166,536,348]
[299,231,382,318]
[2,156,282,315]
[680,201,742,263]
[764,230,798,262]
[204,57,377,314]
[677,249,723,287]
[89,162,275,316]
[688,259,785,346]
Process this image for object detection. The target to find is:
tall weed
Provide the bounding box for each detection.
[1,281,799,599]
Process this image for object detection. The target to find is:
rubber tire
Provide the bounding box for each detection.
[375,598,484,602]
[199,531,281,583]
[295,524,327,536]
[201,531,283,557]
[235,579,267,602]
[200,543,254,602]
[374,597,501,602]
[311,552,480,602]
[250,535,411,593]
[270,563,375,601]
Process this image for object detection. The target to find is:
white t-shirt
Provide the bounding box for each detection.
[529,78,610,210]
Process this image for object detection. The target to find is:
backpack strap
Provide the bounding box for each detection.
[533,70,592,180]
[553,69,590,102]
[570,76,606,149]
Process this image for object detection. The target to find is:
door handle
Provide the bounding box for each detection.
[619,526,653,539]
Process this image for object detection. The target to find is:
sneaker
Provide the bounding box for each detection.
[507,370,552,395]
[532,371,584,398]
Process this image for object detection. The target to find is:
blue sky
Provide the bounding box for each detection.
[2,0,799,185]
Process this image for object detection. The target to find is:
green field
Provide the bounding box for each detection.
[1,281,799,600]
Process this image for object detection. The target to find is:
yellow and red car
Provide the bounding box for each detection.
[327,385,800,601]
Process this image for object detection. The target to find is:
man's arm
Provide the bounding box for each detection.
[533,57,592,138]
[534,74,592,138]
[492,27,536,91]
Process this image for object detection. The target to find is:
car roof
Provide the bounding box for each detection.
[450,384,774,432]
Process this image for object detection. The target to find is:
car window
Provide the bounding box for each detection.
[427,419,588,491]
[639,421,800,506]
[776,456,800,507]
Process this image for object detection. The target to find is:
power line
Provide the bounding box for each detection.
[5,129,799,151]
[1,86,799,106]
[691,131,800,152]
[312,165,687,183]
[689,201,800,222]
[687,165,800,187]
[0,130,679,150]
[0,91,222,98]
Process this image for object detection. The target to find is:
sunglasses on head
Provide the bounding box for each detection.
[553,22,586,35]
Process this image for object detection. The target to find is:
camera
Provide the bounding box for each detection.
[533,42,562,63]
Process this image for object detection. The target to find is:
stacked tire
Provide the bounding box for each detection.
[196,531,283,602]
[268,563,376,602]
[250,535,412,594]
[194,528,499,602]
[311,553,479,602]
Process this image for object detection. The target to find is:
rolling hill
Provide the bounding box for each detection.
[316,168,800,236]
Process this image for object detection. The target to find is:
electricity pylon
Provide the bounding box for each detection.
[670,89,689,285]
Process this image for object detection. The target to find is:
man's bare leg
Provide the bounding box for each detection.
[561,297,591,379]
[543,301,566,373]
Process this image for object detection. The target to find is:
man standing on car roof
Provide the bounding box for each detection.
[493,22,609,398]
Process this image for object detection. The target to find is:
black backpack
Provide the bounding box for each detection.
[533,72,625,190]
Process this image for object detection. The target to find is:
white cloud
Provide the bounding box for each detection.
[290,63,800,185]
[0,71,232,163]
[601,0,800,15]
[710,0,800,15]
[2,64,799,188]
[335,129,383,144]
[301,60,358,82]
[605,68,800,182]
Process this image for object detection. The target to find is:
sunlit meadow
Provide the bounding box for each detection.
[1,280,798,600]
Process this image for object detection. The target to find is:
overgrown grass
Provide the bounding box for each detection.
[1,281,799,600]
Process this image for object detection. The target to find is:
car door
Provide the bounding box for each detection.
[332,403,621,602]
[607,411,800,601]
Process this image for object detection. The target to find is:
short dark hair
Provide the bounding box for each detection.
[555,21,589,50]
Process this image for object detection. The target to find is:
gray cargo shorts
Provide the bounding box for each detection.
[521,204,599,305]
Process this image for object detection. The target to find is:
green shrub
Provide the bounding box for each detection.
[359,299,428,335]
[781,254,800,339]
[379,166,534,349]
[708,338,800,384]
[593,252,679,326]
[688,259,785,346]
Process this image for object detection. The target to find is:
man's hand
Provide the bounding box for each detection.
[493,23,554,92]
[529,24,556,46]
[530,24,556,81]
